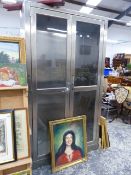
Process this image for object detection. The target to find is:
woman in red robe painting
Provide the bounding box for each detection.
[55,130,83,166]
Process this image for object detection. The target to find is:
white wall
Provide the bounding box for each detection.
[0,3,131,68]
[0,8,21,36]
[106,24,131,66]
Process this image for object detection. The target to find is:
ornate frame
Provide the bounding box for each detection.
[49,115,87,173]
[0,36,26,64]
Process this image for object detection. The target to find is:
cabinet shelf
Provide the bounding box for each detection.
[0,86,31,175]
[0,86,28,109]
[0,158,32,171]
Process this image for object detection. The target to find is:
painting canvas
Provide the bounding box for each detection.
[0,110,15,164]
[0,36,26,64]
[0,63,27,87]
[0,41,19,64]
[49,115,87,172]
[0,119,6,154]
[14,108,30,160]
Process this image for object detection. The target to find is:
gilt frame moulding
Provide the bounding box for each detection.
[49,115,87,173]
[0,36,26,64]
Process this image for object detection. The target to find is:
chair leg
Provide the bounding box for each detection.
[128,110,131,124]
[109,117,115,123]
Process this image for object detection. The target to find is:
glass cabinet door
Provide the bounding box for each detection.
[31,9,71,160]
[71,16,103,143]
[74,21,100,86]
[36,14,67,89]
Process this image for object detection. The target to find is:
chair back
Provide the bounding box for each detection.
[115,87,128,104]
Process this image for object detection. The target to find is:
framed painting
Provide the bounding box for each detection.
[0,36,26,64]
[0,63,27,87]
[10,169,32,175]
[0,110,16,165]
[49,115,87,173]
[14,108,30,160]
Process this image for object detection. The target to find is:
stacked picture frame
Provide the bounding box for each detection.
[0,36,26,64]
[0,108,31,174]
[99,116,110,149]
[0,36,31,175]
[0,36,27,88]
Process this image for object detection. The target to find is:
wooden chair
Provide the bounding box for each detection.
[101,94,119,122]
[107,76,123,84]
[115,87,129,123]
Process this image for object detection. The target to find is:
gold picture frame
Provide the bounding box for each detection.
[14,108,30,160]
[99,116,110,149]
[49,115,87,173]
[0,110,16,165]
[0,36,26,64]
[10,168,32,175]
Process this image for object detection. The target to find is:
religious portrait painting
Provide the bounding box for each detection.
[49,115,87,172]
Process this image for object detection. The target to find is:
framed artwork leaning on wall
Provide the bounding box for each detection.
[14,108,30,160]
[0,109,16,165]
[49,115,87,172]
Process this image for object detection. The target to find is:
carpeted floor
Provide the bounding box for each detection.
[33,120,131,175]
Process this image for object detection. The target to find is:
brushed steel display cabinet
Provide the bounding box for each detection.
[23,1,107,168]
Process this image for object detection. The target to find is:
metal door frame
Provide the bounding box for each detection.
[23,1,107,167]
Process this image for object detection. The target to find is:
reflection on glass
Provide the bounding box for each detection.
[73,91,96,141]
[75,21,100,86]
[37,93,65,156]
[36,14,67,88]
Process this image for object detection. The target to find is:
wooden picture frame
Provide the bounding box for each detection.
[0,110,16,165]
[14,108,30,160]
[99,116,110,149]
[0,36,26,64]
[10,168,32,175]
[49,115,87,173]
